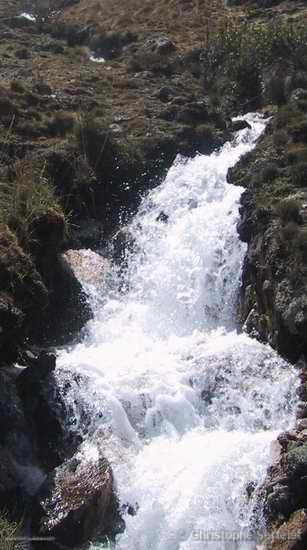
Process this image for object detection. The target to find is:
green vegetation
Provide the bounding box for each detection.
[202,18,307,108]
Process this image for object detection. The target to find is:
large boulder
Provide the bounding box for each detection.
[32,450,116,549]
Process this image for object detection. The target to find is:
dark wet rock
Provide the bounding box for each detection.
[0,447,27,511]
[156,211,169,223]
[17,362,88,470]
[0,366,45,513]
[0,297,25,363]
[246,480,256,498]
[0,367,34,462]
[230,119,251,132]
[32,452,116,549]
[65,219,104,250]
[29,254,92,346]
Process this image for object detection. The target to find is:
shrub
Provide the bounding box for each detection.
[0,161,66,250]
[276,198,301,224]
[201,17,307,106]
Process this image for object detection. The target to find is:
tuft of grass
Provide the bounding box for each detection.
[0,511,21,550]
[75,114,111,170]
[0,161,66,251]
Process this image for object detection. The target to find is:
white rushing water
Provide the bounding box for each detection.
[58,114,297,549]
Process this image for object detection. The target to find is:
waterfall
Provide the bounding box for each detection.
[57,114,297,549]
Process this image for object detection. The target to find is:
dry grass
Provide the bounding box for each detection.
[61,0,227,52]
[0,161,66,250]
[0,512,21,550]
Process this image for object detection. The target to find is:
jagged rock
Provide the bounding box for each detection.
[32,451,116,549]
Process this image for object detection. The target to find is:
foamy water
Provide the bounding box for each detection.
[58,114,297,549]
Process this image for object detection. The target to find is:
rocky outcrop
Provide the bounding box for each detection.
[255,360,307,547]
[32,450,116,549]
[228,98,307,360]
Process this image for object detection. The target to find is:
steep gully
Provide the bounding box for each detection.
[55,114,298,549]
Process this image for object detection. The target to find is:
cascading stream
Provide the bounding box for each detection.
[58,114,297,549]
